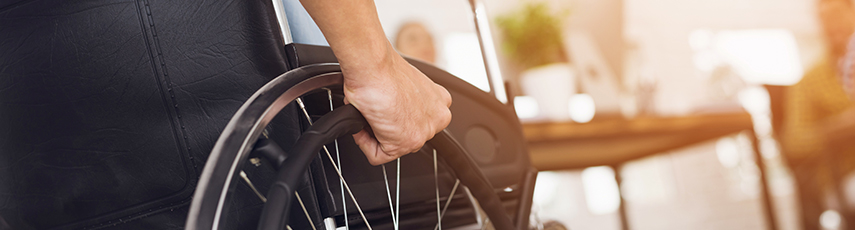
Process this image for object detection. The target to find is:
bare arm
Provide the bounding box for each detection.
[300,0,452,165]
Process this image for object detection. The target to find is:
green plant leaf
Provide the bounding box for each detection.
[495,1,569,70]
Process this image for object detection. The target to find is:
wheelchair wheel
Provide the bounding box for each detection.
[184,63,517,230]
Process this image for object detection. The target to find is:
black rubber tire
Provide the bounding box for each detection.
[185,64,515,230]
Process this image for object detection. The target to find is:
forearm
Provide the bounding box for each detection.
[299,0,396,72]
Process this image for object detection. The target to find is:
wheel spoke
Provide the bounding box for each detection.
[395,158,401,227]
[320,147,372,230]
[463,187,485,228]
[434,180,460,230]
[382,165,398,229]
[239,171,267,202]
[434,149,442,230]
[295,191,318,230]
[325,88,349,230]
[297,97,373,230]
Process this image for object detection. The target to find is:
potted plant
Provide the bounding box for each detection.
[496,2,574,121]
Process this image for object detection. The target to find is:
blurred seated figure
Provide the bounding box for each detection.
[394,22,437,64]
[780,0,855,229]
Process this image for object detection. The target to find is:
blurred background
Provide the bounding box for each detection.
[375,0,855,229]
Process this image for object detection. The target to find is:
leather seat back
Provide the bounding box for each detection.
[0,0,293,228]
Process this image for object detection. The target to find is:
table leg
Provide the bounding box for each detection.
[613,164,630,230]
[750,129,779,230]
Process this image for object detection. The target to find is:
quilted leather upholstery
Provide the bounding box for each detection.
[0,0,297,228]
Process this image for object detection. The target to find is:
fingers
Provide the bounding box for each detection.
[435,83,452,107]
[352,129,398,165]
[352,130,382,165]
[352,129,424,165]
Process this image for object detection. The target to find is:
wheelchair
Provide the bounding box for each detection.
[0,0,536,229]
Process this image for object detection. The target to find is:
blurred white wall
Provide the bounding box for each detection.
[374,0,492,92]
[624,0,825,115]
[375,0,475,40]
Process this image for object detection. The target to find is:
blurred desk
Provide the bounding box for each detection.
[523,112,753,171]
[523,111,780,230]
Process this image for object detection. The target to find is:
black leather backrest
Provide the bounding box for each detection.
[0,0,293,228]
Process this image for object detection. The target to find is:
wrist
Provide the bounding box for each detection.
[337,42,404,83]
[337,41,398,72]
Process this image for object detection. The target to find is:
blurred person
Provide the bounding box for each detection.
[394,22,437,64]
[780,0,855,229]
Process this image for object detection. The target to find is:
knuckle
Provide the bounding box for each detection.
[443,92,452,106]
[407,139,425,154]
[436,85,452,106]
[440,108,452,124]
[410,145,424,154]
[368,158,384,166]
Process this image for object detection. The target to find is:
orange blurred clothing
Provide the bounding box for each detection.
[781,58,854,161]
[780,59,855,230]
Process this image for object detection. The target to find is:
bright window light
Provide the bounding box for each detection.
[514,96,540,119]
[693,50,721,72]
[569,94,596,123]
[714,29,803,86]
[581,166,621,215]
[688,29,714,51]
[443,33,491,92]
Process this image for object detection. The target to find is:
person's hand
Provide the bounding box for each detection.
[298,0,451,165]
[341,49,452,165]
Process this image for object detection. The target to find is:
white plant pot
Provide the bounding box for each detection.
[520,63,576,121]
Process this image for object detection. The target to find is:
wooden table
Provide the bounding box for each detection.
[522,112,778,230]
[523,112,754,171]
